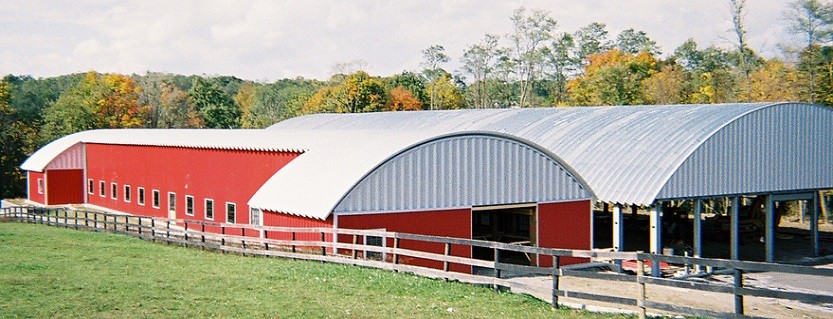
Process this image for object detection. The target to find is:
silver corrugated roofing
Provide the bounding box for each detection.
[270,102,833,206]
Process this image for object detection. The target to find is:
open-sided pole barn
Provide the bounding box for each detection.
[269,102,833,269]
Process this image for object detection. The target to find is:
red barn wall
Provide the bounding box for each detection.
[537,200,592,266]
[338,209,472,273]
[45,169,84,205]
[263,211,334,251]
[85,143,299,223]
[27,171,45,204]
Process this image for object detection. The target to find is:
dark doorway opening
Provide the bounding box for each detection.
[472,205,537,266]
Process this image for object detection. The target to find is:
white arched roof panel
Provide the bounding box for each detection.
[21,129,312,172]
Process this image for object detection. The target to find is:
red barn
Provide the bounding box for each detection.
[21,127,593,271]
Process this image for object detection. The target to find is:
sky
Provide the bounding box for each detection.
[0,0,802,82]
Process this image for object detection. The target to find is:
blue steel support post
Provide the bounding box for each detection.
[693,199,703,272]
[765,195,775,263]
[812,193,820,257]
[730,196,740,261]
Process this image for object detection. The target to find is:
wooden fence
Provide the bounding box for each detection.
[2,206,832,319]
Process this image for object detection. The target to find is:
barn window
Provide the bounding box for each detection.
[37,178,44,194]
[111,183,118,200]
[99,181,105,197]
[124,185,131,202]
[138,188,145,206]
[185,195,194,216]
[152,190,160,208]
[168,192,176,212]
[250,208,261,226]
[226,202,236,223]
[87,179,94,194]
[205,199,214,220]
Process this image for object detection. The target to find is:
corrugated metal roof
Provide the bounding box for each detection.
[25,102,831,218]
[21,129,311,172]
[270,102,829,206]
[247,131,591,219]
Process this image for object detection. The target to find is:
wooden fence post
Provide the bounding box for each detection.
[352,234,359,259]
[443,242,451,272]
[151,218,156,241]
[264,230,269,251]
[493,248,501,291]
[321,232,326,256]
[392,237,400,266]
[166,220,170,240]
[221,225,226,247]
[291,232,296,253]
[637,258,647,319]
[552,255,560,309]
[734,269,744,315]
[200,223,206,249]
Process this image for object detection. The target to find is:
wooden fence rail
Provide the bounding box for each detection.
[1,206,832,319]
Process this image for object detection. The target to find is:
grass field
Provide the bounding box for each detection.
[0,222,630,318]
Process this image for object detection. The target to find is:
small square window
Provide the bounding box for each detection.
[99,181,105,197]
[185,196,194,216]
[152,190,160,208]
[250,207,261,226]
[168,192,176,212]
[87,179,94,194]
[110,183,118,200]
[226,202,236,224]
[124,185,131,202]
[205,199,214,220]
[37,178,44,194]
[138,188,145,206]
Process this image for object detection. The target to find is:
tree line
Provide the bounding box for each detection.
[2,0,832,198]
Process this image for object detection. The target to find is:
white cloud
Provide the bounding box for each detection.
[0,0,800,81]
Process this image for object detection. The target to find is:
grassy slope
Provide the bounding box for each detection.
[0,222,629,319]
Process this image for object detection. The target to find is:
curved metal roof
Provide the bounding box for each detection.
[21,129,311,172]
[24,102,831,217]
[270,102,829,206]
[247,131,591,219]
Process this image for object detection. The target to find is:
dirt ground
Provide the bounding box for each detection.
[508,262,833,319]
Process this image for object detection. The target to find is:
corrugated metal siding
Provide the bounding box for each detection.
[657,103,833,199]
[334,135,591,214]
[45,143,85,170]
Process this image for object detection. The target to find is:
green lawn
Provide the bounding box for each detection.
[0,222,630,318]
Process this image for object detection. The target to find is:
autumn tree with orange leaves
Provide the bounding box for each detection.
[384,86,423,111]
